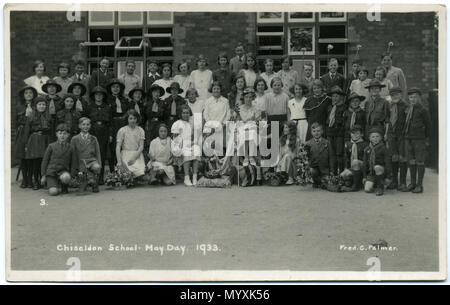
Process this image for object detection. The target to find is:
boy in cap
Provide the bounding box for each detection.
[326,86,347,175]
[341,125,368,191]
[305,122,335,188]
[386,87,409,191]
[363,127,391,196]
[343,92,366,141]
[403,88,431,193]
[70,117,102,194]
[165,82,187,129]
[41,123,73,195]
[365,79,390,140]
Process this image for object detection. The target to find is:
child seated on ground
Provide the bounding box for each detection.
[340,125,368,192]
[276,121,298,185]
[362,127,392,196]
[70,117,102,194]
[148,124,176,185]
[305,122,335,188]
[40,123,73,196]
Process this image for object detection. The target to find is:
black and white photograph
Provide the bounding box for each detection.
[3,3,446,282]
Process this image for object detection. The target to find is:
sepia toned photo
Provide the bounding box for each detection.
[3,3,446,282]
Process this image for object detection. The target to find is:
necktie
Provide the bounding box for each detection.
[76,99,83,112]
[134,102,141,114]
[25,103,33,117]
[390,103,398,129]
[171,99,177,116]
[404,105,414,134]
[152,101,159,113]
[369,143,376,169]
[77,74,82,81]
[351,139,361,162]
[115,97,122,113]
[49,99,56,115]
[328,104,337,127]
[349,108,356,129]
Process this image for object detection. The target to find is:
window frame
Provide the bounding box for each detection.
[118,11,144,25]
[88,11,115,26]
[147,11,174,25]
[257,12,284,23]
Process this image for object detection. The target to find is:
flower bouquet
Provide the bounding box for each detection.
[105,165,136,189]
[263,170,289,186]
[295,143,313,186]
[323,174,346,192]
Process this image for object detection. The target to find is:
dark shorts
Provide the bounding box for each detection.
[405,138,427,163]
[387,134,405,157]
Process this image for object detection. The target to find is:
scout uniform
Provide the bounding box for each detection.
[364,79,390,138]
[304,92,332,141]
[342,127,368,191]
[106,78,133,168]
[362,127,392,196]
[56,105,82,137]
[41,125,73,194]
[86,86,112,184]
[42,79,63,141]
[305,136,335,188]
[386,87,409,191]
[89,67,115,94]
[404,88,431,194]
[15,86,38,188]
[68,82,89,116]
[326,86,347,175]
[343,92,366,141]
[128,87,146,123]
[164,82,187,128]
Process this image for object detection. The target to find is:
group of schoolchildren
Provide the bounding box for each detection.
[14,42,431,197]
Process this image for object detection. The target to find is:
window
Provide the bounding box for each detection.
[288,26,315,55]
[145,27,174,57]
[147,11,173,24]
[89,11,115,26]
[118,11,143,25]
[256,26,284,56]
[87,28,115,58]
[118,28,144,57]
[257,12,284,23]
[319,12,347,22]
[288,12,315,22]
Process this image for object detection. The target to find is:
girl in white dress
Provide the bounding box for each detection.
[189,54,213,101]
[24,60,50,95]
[148,124,176,185]
[171,105,203,186]
[252,77,268,118]
[153,63,174,100]
[238,52,259,88]
[173,60,191,98]
[115,109,146,178]
[288,83,309,144]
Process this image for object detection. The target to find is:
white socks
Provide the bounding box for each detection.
[184,176,193,186]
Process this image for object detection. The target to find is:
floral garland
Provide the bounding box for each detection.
[105,165,136,188]
[295,143,313,186]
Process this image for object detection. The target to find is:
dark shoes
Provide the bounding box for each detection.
[61,185,68,194]
[387,180,398,190]
[32,182,40,190]
[375,187,384,196]
[92,184,99,193]
[397,184,408,192]
[406,184,416,192]
[412,185,423,193]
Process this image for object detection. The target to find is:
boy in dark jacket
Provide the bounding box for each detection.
[41,124,73,196]
[343,92,366,141]
[326,86,346,175]
[403,88,431,193]
[363,127,392,196]
[341,125,368,191]
[364,79,390,140]
[387,87,409,191]
[305,122,335,188]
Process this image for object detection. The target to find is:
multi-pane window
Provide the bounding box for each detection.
[256,12,348,78]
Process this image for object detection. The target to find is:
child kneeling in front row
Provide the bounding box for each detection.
[362,127,392,196]
[40,123,73,196]
[305,122,335,188]
[70,117,102,194]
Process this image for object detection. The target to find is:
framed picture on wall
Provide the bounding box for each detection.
[292,59,315,80]
[288,26,315,55]
[319,12,347,22]
[288,12,315,22]
[257,12,284,23]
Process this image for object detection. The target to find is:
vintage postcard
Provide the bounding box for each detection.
[3,2,447,282]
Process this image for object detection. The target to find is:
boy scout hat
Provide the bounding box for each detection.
[389,87,403,95]
[56,123,70,132]
[407,88,422,96]
[68,81,87,96]
[106,78,125,94]
[328,86,346,96]
[148,84,165,96]
[42,79,62,94]
[18,85,38,99]
[90,86,107,98]
[166,82,184,94]
[34,96,48,105]
[364,79,386,89]
[347,92,365,102]
[368,126,384,136]
[128,87,146,99]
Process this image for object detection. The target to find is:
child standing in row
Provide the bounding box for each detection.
[265,77,290,126]
[213,52,234,97]
[143,84,168,151]
[304,80,331,141]
[70,117,102,194]
[277,55,299,98]
[154,63,174,100]
[252,77,268,117]
[365,79,390,140]
[320,58,345,94]
[56,94,81,137]
[185,88,205,116]
[238,88,261,167]
[173,60,191,98]
[238,52,258,88]
[165,82,187,129]
[343,92,366,141]
[41,123,73,196]
[228,75,246,111]
[189,54,213,101]
[349,66,371,108]
[287,83,308,144]
[259,59,276,94]
[68,82,89,116]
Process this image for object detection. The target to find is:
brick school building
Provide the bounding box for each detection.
[9,11,439,164]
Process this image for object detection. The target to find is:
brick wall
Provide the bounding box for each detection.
[173,12,256,70]
[348,12,438,97]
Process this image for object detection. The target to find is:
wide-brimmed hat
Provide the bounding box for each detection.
[148,84,165,97]
[18,85,38,99]
[347,92,366,102]
[407,87,422,96]
[389,87,403,95]
[106,78,125,94]
[68,81,87,96]
[368,126,384,136]
[328,85,346,96]
[128,87,146,99]
[166,82,184,94]
[42,79,62,94]
[90,86,107,98]
[364,79,386,89]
